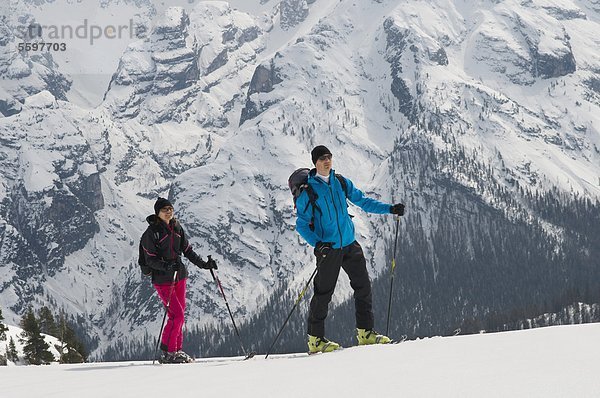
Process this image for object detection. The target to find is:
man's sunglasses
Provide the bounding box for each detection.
[160,207,174,212]
[318,154,332,161]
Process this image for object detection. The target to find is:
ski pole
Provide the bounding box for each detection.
[210,260,255,359]
[385,215,401,336]
[153,270,178,364]
[265,257,323,359]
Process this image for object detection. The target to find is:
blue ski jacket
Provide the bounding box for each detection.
[295,169,391,249]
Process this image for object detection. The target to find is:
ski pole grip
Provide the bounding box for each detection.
[207,255,217,280]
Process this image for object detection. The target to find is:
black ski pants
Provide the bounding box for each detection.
[307,241,374,338]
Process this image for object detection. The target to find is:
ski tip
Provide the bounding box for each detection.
[390,335,408,344]
[307,346,344,355]
[244,352,257,360]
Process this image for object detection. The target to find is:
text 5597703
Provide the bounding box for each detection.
[17,42,67,52]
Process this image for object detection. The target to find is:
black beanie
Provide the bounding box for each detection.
[311,145,332,165]
[154,197,173,215]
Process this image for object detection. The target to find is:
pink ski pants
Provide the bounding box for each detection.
[154,278,186,353]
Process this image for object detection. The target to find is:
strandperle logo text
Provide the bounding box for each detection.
[16,19,150,45]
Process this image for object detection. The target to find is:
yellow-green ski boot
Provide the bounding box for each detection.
[307,335,341,354]
[356,328,392,345]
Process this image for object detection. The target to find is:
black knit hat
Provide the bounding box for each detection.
[311,145,332,165]
[154,197,173,215]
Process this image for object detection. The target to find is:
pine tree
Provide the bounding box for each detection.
[6,336,19,363]
[19,308,54,365]
[37,306,58,336]
[60,321,86,364]
[56,313,86,363]
[0,307,8,341]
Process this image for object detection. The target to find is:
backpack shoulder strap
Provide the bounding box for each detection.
[335,174,348,198]
[146,223,161,242]
[303,184,319,210]
[301,183,321,232]
[144,226,161,250]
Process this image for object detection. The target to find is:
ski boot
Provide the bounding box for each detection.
[307,335,341,354]
[356,328,392,345]
[159,350,189,364]
[174,350,194,363]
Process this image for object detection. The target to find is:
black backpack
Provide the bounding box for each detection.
[138,230,160,276]
[288,168,348,231]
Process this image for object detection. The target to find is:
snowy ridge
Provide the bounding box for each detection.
[3,324,600,397]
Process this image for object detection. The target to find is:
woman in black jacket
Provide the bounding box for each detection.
[141,197,216,364]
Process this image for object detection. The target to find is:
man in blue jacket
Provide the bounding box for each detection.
[296,145,405,353]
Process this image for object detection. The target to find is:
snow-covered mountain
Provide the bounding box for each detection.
[0,0,599,359]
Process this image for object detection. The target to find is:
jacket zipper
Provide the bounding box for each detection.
[324,198,332,219]
[329,184,343,248]
[168,224,176,260]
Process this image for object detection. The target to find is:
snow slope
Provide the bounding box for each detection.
[2,323,600,398]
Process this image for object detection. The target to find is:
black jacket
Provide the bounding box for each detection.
[141,215,204,284]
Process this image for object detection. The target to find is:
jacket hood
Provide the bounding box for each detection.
[146,214,158,224]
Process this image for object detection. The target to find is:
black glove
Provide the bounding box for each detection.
[196,256,218,270]
[390,203,405,216]
[206,256,218,270]
[164,261,180,273]
[314,241,333,258]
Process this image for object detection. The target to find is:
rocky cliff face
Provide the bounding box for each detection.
[514,11,577,79]
[104,4,266,127]
[280,0,310,30]
[240,60,283,124]
[0,91,109,313]
[0,16,71,116]
[105,7,197,123]
[467,1,580,85]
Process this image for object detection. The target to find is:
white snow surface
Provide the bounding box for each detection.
[2,323,600,398]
